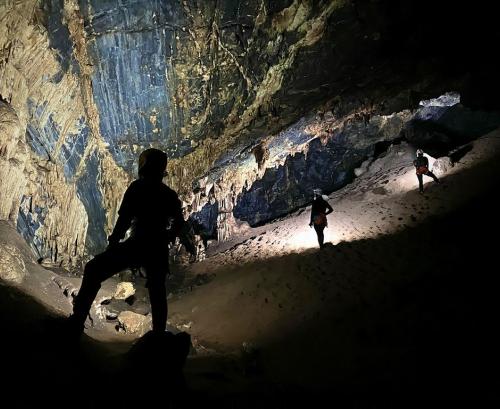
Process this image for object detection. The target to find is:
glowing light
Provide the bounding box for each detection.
[287,225,319,250]
[285,153,442,252]
[286,219,347,250]
[419,92,460,107]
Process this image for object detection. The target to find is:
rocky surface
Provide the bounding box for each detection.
[117,310,152,336]
[193,97,500,234]
[0,242,28,284]
[0,220,74,314]
[0,0,129,267]
[0,219,154,338]
[113,281,135,300]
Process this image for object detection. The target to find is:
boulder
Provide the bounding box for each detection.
[105,298,151,317]
[114,282,135,300]
[118,311,151,336]
[432,157,453,176]
[0,244,27,284]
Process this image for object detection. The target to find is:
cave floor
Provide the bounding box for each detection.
[2,131,500,408]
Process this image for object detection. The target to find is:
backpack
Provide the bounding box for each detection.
[313,213,327,226]
[416,165,428,175]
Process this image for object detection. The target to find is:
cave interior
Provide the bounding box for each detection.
[1,0,500,408]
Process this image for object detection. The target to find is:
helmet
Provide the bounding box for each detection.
[313,188,322,195]
[138,148,168,178]
[416,149,424,156]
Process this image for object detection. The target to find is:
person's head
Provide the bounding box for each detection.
[313,188,322,199]
[416,148,424,157]
[138,148,168,180]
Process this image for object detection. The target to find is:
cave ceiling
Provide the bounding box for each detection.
[38,0,496,190]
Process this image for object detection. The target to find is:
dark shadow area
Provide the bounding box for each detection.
[0,295,191,409]
[405,109,500,158]
[0,288,114,408]
[121,330,192,408]
[372,137,404,159]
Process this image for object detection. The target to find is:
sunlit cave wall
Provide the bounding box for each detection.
[0,0,129,268]
[0,1,90,267]
[1,0,499,267]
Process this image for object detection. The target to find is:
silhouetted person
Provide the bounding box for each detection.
[66,148,184,336]
[309,188,333,248]
[413,149,440,194]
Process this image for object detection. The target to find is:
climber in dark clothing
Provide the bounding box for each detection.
[68,148,184,335]
[309,188,333,248]
[413,149,440,194]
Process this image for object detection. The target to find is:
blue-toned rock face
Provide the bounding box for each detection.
[233,137,369,226]
[1,0,500,267]
[81,0,181,169]
[17,196,48,260]
[75,151,108,254]
[45,1,353,160]
[189,201,219,242]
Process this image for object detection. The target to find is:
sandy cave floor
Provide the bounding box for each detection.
[1,130,500,408]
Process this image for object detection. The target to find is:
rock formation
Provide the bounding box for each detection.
[1,0,499,266]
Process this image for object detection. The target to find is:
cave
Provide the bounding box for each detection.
[1,0,500,407]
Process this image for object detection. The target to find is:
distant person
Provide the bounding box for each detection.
[309,188,333,248]
[65,148,184,336]
[413,149,440,194]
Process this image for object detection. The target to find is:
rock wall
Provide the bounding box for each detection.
[0,101,26,222]
[189,92,500,238]
[0,0,129,267]
[1,0,499,265]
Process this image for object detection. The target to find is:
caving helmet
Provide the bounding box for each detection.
[416,148,424,157]
[138,148,168,179]
[313,188,322,196]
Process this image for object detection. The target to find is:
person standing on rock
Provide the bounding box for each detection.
[413,149,440,194]
[309,188,333,248]
[65,148,184,337]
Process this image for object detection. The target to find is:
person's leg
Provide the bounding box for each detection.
[314,224,325,247]
[71,243,134,329]
[417,173,424,193]
[145,266,168,333]
[425,170,440,183]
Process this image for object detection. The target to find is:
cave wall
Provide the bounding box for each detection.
[189,91,500,239]
[0,1,91,266]
[1,0,499,266]
[0,0,129,267]
[0,101,27,222]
